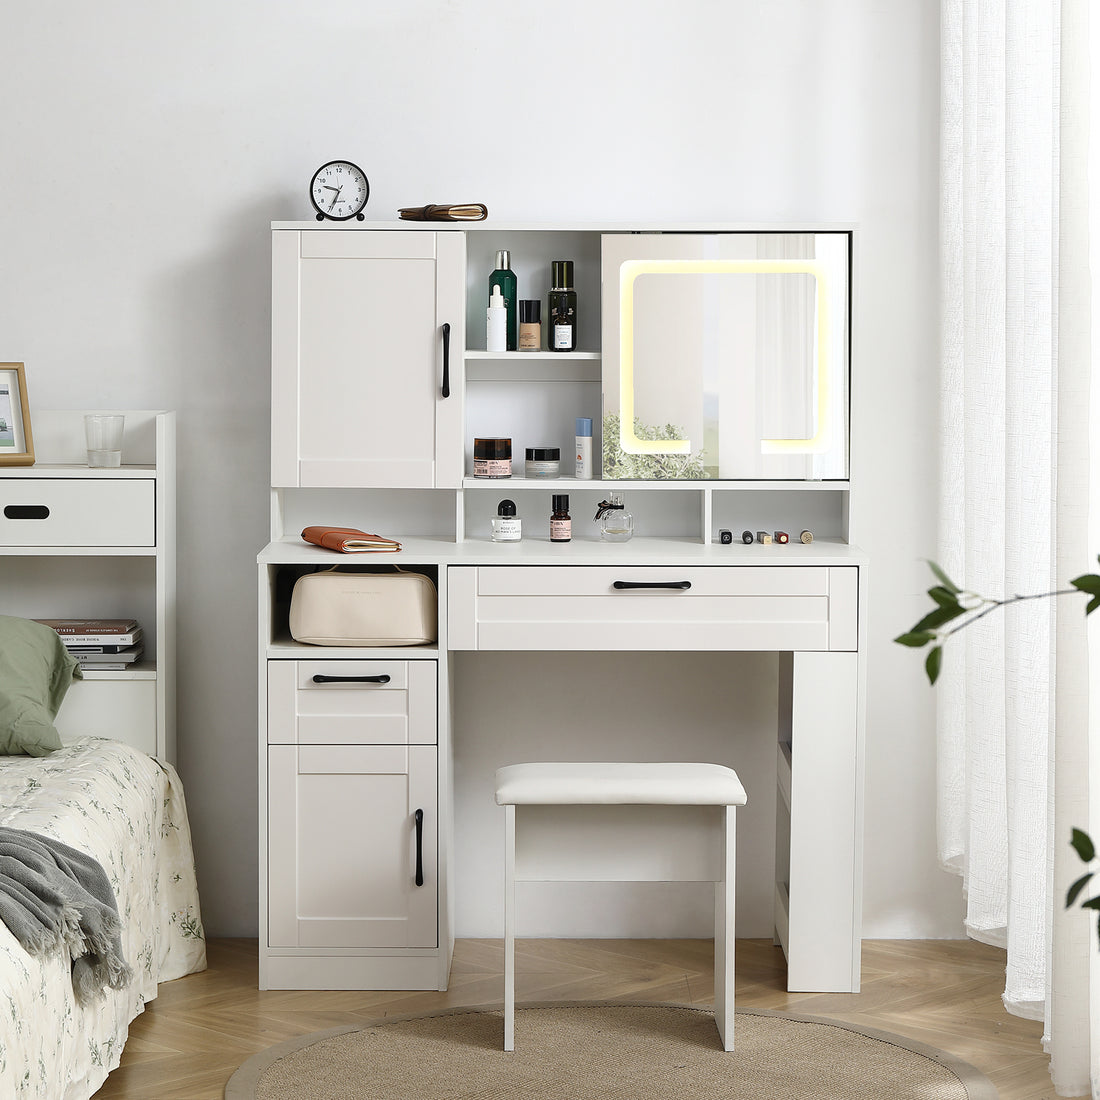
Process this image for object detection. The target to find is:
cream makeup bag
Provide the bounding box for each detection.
[289,567,437,646]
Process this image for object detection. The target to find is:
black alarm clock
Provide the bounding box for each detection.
[309,161,370,222]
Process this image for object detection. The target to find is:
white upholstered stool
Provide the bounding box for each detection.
[494,761,747,1052]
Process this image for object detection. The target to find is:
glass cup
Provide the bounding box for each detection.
[84,414,125,467]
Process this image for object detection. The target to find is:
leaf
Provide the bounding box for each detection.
[1079,896,1100,910]
[1070,573,1100,596]
[1071,828,1096,863]
[1086,595,1100,616]
[912,604,967,633]
[925,645,943,685]
[1066,872,1094,906]
[925,560,962,594]
[928,586,961,608]
[894,631,936,648]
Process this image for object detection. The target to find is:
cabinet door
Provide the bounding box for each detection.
[272,230,465,489]
[268,743,438,948]
[601,231,850,480]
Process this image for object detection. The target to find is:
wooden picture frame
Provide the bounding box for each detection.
[0,363,35,466]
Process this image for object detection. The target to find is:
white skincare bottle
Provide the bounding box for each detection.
[487,285,507,352]
[575,417,593,480]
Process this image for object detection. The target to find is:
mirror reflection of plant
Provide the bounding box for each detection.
[601,413,706,480]
[894,558,1100,947]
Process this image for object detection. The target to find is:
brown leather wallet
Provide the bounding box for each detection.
[398,203,488,222]
[301,526,402,553]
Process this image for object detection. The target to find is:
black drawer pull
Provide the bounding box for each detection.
[414,808,425,887]
[441,322,451,398]
[612,580,692,591]
[310,674,391,685]
[3,505,50,520]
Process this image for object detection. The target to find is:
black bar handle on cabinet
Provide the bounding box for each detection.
[441,322,451,398]
[612,580,692,591]
[311,674,391,684]
[414,808,424,887]
[3,505,50,520]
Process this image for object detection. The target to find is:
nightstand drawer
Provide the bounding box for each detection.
[0,479,155,546]
[447,565,858,652]
[267,659,437,745]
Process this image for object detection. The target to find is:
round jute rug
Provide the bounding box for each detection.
[224,1002,999,1100]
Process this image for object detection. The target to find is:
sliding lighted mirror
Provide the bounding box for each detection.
[601,232,851,480]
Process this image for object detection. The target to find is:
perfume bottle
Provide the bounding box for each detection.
[595,492,633,542]
[547,260,577,352]
[489,250,518,351]
[490,499,522,542]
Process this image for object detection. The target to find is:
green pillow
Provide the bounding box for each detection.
[0,615,83,755]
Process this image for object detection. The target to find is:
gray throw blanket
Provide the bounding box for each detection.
[0,826,133,1001]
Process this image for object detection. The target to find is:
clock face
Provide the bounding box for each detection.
[310,161,370,221]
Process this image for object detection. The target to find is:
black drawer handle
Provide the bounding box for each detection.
[612,580,692,591]
[3,505,50,520]
[414,808,425,887]
[441,322,451,398]
[310,674,391,685]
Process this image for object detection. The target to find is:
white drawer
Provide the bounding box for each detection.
[0,478,155,546]
[267,660,437,745]
[447,566,858,652]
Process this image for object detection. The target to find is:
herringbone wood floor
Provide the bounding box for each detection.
[94,937,1054,1099]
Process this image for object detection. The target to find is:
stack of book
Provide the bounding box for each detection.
[33,618,145,670]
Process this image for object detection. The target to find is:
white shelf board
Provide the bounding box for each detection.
[0,545,157,556]
[464,350,600,360]
[3,465,156,477]
[266,634,439,661]
[258,534,868,567]
[273,220,859,234]
[461,477,850,492]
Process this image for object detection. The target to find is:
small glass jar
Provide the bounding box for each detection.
[525,446,560,478]
[595,492,634,542]
[473,437,512,478]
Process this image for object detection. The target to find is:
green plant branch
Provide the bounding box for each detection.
[894,557,1100,948]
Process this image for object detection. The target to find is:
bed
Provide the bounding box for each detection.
[0,617,206,1099]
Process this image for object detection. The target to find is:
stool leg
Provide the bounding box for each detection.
[504,804,516,1052]
[714,804,736,1051]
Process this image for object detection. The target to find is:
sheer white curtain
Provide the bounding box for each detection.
[938,0,1098,1096]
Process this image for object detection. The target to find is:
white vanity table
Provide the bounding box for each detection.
[258,222,865,997]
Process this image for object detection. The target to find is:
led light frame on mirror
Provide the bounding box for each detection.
[618,259,834,456]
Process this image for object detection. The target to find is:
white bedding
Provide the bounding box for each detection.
[0,737,206,1099]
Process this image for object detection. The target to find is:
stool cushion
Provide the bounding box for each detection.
[494,762,746,807]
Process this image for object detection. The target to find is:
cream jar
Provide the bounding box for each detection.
[473,437,512,478]
[524,446,560,479]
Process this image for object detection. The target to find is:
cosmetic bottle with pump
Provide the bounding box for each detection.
[489,250,518,351]
[486,286,507,352]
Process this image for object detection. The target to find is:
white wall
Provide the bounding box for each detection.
[0,0,961,939]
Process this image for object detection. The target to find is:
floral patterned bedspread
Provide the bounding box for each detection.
[0,737,206,1099]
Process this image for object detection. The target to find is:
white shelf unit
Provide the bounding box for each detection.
[0,410,176,761]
